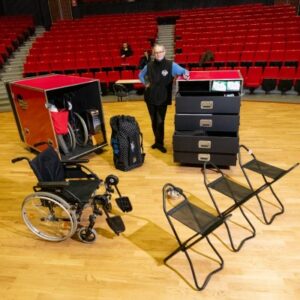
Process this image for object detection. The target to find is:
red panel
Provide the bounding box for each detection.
[177,70,242,81]
[9,84,57,151]
[12,74,95,91]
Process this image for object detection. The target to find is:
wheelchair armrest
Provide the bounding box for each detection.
[37,181,70,188]
[61,159,89,164]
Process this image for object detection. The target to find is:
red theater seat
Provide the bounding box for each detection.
[244,66,263,93]
[277,66,296,94]
[261,66,280,93]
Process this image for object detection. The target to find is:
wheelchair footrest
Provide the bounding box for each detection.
[106,216,125,235]
[116,196,132,212]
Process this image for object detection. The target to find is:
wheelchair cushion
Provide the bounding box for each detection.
[63,180,100,204]
[30,147,65,182]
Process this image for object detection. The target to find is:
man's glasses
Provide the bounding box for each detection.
[154,51,165,54]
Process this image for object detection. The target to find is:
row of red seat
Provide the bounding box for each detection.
[242,66,300,94]
[176,50,300,66]
[0,16,34,67]
[23,55,143,76]
[179,30,300,39]
[177,20,299,31]
[33,40,154,50]
[179,3,295,17]
[26,48,148,63]
[178,41,300,54]
[177,16,299,26]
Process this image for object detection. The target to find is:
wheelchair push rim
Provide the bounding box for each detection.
[22,192,78,242]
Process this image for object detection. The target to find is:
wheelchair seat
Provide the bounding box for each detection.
[30,146,100,205]
[12,146,133,243]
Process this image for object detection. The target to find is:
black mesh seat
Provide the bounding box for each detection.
[242,159,286,180]
[168,201,225,236]
[208,176,254,205]
[163,184,227,291]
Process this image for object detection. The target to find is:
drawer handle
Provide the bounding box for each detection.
[198,153,211,161]
[200,119,212,127]
[198,140,211,149]
[201,101,213,109]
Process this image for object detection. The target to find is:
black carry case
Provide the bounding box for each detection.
[110,115,145,171]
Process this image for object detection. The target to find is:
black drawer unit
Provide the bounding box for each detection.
[176,95,241,114]
[174,70,243,167]
[173,131,239,154]
[175,114,240,132]
[174,152,237,166]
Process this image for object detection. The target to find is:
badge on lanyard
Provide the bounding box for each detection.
[161,69,168,76]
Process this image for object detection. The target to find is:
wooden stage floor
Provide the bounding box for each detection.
[0,100,299,300]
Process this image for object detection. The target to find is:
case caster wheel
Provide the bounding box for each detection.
[77,227,97,243]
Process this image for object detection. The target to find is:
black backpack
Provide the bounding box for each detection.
[110,115,145,171]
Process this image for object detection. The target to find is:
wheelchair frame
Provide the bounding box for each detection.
[12,147,132,243]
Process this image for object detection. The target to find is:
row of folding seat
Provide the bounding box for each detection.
[0,16,34,65]
[175,65,300,94]
[26,49,147,63]
[178,41,300,52]
[179,34,300,43]
[242,66,300,94]
[33,39,151,48]
[180,4,295,16]
[177,20,299,31]
[176,50,300,68]
[178,27,300,36]
[23,55,143,76]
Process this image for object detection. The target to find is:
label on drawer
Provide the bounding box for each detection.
[198,140,211,149]
[199,119,212,127]
[198,153,211,161]
[200,101,213,109]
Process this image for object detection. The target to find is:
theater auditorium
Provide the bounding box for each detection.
[0,1,299,299]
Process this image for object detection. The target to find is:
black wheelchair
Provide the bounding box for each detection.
[12,146,132,243]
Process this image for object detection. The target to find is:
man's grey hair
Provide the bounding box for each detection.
[153,44,166,51]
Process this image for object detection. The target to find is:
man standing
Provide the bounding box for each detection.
[139,44,189,153]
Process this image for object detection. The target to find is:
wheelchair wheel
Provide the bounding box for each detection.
[77,227,97,243]
[65,123,76,151]
[58,123,76,155]
[22,192,78,242]
[72,112,89,146]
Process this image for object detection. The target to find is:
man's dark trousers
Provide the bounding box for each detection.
[146,102,168,146]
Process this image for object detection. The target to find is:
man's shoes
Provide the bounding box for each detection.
[156,144,167,153]
[151,143,167,153]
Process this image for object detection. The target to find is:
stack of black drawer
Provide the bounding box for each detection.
[173,71,242,167]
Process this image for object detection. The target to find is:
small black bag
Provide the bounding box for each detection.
[110,115,145,171]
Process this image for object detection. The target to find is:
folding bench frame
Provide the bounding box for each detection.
[203,161,257,252]
[238,144,299,224]
[203,144,299,251]
[162,183,228,291]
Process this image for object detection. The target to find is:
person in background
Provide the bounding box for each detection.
[139,44,189,153]
[120,42,133,58]
[199,49,214,67]
[138,50,151,70]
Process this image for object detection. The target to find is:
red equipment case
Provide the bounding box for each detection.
[7,74,107,159]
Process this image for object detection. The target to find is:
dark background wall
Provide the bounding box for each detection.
[83,0,275,15]
[0,0,51,28]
